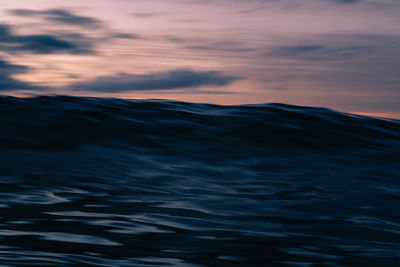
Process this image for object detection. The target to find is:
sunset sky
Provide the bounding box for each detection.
[1,0,399,117]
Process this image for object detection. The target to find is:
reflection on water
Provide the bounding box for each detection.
[0,96,399,266]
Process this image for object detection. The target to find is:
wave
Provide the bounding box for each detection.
[1,96,399,152]
[0,96,399,266]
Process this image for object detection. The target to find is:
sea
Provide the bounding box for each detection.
[0,96,399,266]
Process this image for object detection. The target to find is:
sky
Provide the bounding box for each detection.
[0,0,399,118]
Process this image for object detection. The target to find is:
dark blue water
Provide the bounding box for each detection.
[0,96,399,266]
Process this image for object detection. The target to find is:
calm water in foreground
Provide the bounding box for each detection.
[0,96,399,266]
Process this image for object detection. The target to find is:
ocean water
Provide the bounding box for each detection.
[0,96,399,266]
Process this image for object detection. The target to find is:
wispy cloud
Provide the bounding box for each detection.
[271,44,371,60]
[331,0,363,4]
[0,24,94,54]
[185,41,253,53]
[67,69,240,92]
[131,12,160,18]
[10,9,102,28]
[110,33,142,39]
[0,59,44,91]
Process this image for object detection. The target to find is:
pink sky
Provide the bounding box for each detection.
[1,0,400,118]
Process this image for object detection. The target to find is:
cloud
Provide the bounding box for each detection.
[185,41,253,53]
[0,59,43,91]
[0,24,94,54]
[165,36,186,43]
[332,0,363,4]
[262,32,400,100]
[132,12,160,18]
[235,0,366,13]
[10,9,102,28]
[273,45,324,56]
[110,33,142,39]
[271,44,371,60]
[175,19,204,23]
[67,69,240,92]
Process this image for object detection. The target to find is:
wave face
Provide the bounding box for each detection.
[0,96,399,266]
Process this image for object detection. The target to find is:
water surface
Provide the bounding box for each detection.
[0,96,399,266]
